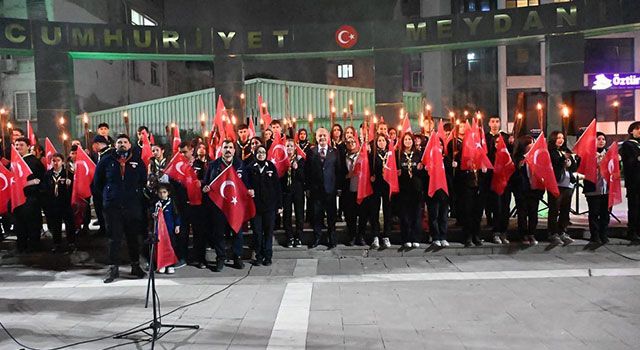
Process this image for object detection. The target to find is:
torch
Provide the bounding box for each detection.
[200,112,207,136]
[308,113,314,142]
[536,102,544,131]
[613,101,620,137]
[240,92,246,123]
[329,91,335,127]
[0,107,6,155]
[342,108,348,127]
[82,112,90,150]
[562,105,570,136]
[122,111,130,136]
[348,99,354,126]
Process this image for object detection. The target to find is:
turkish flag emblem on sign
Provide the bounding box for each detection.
[335,25,358,49]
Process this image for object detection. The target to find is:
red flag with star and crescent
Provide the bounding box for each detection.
[600,142,622,208]
[26,120,37,146]
[71,147,96,227]
[490,135,515,195]
[461,122,493,171]
[257,94,272,128]
[155,207,178,270]
[382,148,399,198]
[43,137,58,170]
[573,118,597,184]
[525,132,559,197]
[172,125,181,156]
[10,146,31,212]
[0,163,12,215]
[164,153,202,205]
[140,130,153,169]
[207,165,256,234]
[267,131,290,177]
[293,131,307,159]
[355,143,373,204]
[422,130,449,197]
[248,116,257,139]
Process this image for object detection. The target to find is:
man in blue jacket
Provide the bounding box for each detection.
[93,134,147,283]
[202,139,248,271]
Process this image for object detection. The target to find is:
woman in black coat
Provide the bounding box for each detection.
[281,139,306,248]
[583,131,610,244]
[248,145,282,266]
[547,130,578,245]
[397,132,425,248]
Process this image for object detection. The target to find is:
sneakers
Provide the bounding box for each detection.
[166,267,175,274]
[492,236,503,245]
[560,233,574,245]
[433,240,442,247]
[371,237,380,249]
[549,234,563,245]
[294,238,303,247]
[103,265,119,284]
[500,234,510,244]
[522,236,530,245]
[286,238,294,248]
[263,259,272,266]
[412,242,420,248]
[403,242,412,248]
[194,261,207,269]
[441,240,450,247]
[157,267,166,274]
[174,259,187,269]
[382,237,391,248]
[529,235,538,246]
[130,264,146,279]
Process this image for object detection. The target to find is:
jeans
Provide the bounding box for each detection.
[400,200,422,244]
[367,191,391,239]
[283,190,304,241]
[427,192,449,241]
[488,187,512,234]
[514,190,542,239]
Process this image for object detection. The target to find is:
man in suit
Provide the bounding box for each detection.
[93,134,147,283]
[306,128,342,248]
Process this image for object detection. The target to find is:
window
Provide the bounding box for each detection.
[411,71,423,89]
[130,61,139,81]
[337,63,353,79]
[130,8,157,26]
[507,43,541,76]
[454,0,496,13]
[151,62,159,86]
[585,39,634,73]
[14,91,36,121]
[596,90,635,122]
[505,0,539,8]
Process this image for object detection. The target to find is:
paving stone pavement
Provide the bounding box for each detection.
[1,250,640,349]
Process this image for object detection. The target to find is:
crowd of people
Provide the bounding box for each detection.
[1,114,640,284]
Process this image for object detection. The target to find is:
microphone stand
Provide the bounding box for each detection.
[114,208,199,349]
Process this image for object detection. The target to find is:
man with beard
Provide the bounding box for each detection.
[235,124,252,162]
[94,134,147,283]
[202,140,247,271]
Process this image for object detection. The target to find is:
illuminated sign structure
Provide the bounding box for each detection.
[589,73,640,90]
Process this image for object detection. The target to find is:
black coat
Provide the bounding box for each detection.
[41,168,74,207]
[21,154,46,199]
[305,145,342,195]
[281,156,306,194]
[248,161,282,213]
[548,147,579,186]
[397,149,424,202]
[92,151,147,211]
[620,138,640,190]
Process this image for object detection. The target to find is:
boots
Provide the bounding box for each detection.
[233,256,245,269]
[103,265,119,284]
[130,264,146,279]
[214,258,225,272]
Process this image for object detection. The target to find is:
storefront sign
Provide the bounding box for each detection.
[590,73,640,90]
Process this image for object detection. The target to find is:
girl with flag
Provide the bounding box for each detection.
[583,132,611,244]
[547,131,578,245]
[365,134,393,249]
[153,184,181,274]
[281,139,306,248]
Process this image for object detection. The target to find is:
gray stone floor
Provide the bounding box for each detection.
[1,250,640,349]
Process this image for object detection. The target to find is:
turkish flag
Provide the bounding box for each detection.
[0,163,12,215]
[26,120,37,146]
[207,165,256,233]
[164,153,202,205]
[224,119,237,142]
[43,137,58,170]
[267,132,290,177]
[155,208,178,270]
[525,133,559,197]
[293,132,307,159]
[248,116,256,139]
[71,147,96,204]
[398,116,412,141]
[422,131,448,197]
[257,94,272,128]
[490,136,515,195]
[382,148,399,198]
[10,146,32,212]
[573,118,597,184]
[140,130,153,169]
[150,133,156,145]
[436,120,447,143]
[172,125,181,156]
[212,96,228,138]
[461,122,493,171]
[355,143,373,204]
[600,142,622,208]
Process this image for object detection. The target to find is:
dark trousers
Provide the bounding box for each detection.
[45,206,76,245]
[627,188,640,237]
[283,190,304,241]
[312,191,337,244]
[341,191,361,241]
[586,194,610,241]
[14,199,42,252]
[460,186,483,242]
[548,187,574,235]
[488,187,512,234]
[104,206,142,266]
[399,200,422,244]
[185,204,210,263]
[426,193,449,241]
[368,191,391,239]
[253,210,275,261]
[211,206,244,259]
[514,190,541,239]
